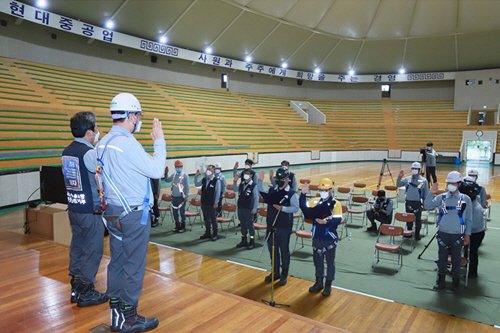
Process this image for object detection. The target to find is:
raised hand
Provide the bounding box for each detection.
[164,166,169,176]
[398,170,404,178]
[195,169,200,177]
[151,118,164,141]
[301,182,309,194]
[269,169,274,180]
[430,182,439,194]
[258,170,265,181]
[234,161,239,169]
[233,173,239,182]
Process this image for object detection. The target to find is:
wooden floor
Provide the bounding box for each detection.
[1,161,498,333]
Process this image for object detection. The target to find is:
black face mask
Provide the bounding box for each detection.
[276,180,285,188]
[377,197,385,201]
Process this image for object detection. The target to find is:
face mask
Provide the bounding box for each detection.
[469,176,477,182]
[215,169,221,174]
[206,170,212,177]
[447,184,457,192]
[93,131,100,144]
[282,166,288,171]
[133,120,142,133]
[243,174,251,180]
[411,169,419,175]
[175,168,182,173]
[319,191,329,199]
[378,197,385,201]
[276,180,285,188]
[244,165,251,169]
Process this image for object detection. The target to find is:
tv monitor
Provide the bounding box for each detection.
[40,165,68,204]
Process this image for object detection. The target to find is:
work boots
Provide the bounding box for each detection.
[433,273,446,290]
[70,276,83,303]
[151,217,159,228]
[109,298,123,332]
[264,271,280,282]
[119,304,159,333]
[247,236,255,250]
[309,276,324,293]
[179,222,186,233]
[452,276,461,295]
[173,222,180,233]
[279,269,289,286]
[211,230,218,241]
[200,231,211,240]
[236,235,248,248]
[322,279,332,296]
[77,283,108,307]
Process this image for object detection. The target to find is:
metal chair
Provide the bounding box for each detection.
[350,182,367,198]
[368,189,379,205]
[223,191,236,204]
[448,244,471,288]
[338,205,348,240]
[384,185,399,208]
[217,202,237,238]
[185,197,202,231]
[372,224,404,272]
[394,212,415,252]
[254,207,268,239]
[306,184,319,198]
[293,218,313,252]
[335,186,351,205]
[158,193,172,224]
[346,196,369,226]
[483,193,491,226]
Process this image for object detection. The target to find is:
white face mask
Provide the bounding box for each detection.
[282,166,288,170]
[411,169,419,175]
[133,120,142,133]
[206,170,212,177]
[319,191,329,199]
[215,169,221,174]
[469,175,478,182]
[244,165,251,169]
[93,131,100,144]
[447,184,457,192]
[243,174,251,180]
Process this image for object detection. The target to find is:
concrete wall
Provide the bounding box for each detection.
[454,68,500,110]
[390,81,455,100]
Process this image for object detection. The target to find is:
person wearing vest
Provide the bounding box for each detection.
[98,93,165,332]
[467,169,487,208]
[195,165,221,241]
[233,159,258,184]
[397,162,429,240]
[215,163,227,217]
[258,167,299,286]
[269,160,297,192]
[460,176,485,279]
[424,142,438,185]
[233,168,259,250]
[366,190,393,232]
[165,160,190,233]
[425,171,472,294]
[62,111,107,308]
[299,178,343,296]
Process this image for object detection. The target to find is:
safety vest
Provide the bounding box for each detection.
[437,194,465,239]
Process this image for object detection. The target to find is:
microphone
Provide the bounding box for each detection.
[279,195,289,205]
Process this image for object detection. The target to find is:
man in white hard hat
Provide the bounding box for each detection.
[397,162,429,240]
[214,163,226,217]
[425,171,472,294]
[466,169,487,208]
[97,92,165,332]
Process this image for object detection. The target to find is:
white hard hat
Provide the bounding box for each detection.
[411,162,421,169]
[446,171,462,183]
[110,93,142,118]
[468,169,479,176]
[214,163,222,169]
[463,175,475,183]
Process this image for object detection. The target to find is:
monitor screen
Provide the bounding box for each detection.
[40,165,68,204]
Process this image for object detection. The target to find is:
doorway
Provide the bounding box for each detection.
[466,140,492,161]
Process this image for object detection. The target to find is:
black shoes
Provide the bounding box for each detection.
[70,276,82,303]
[236,236,248,248]
[433,273,446,290]
[211,230,218,241]
[279,269,288,286]
[200,232,211,240]
[309,276,324,292]
[367,225,377,232]
[247,237,255,250]
[452,276,461,295]
[178,222,186,233]
[151,217,159,228]
[322,279,332,296]
[77,283,108,307]
[110,298,123,332]
[265,272,280,282]
[119,304,159,333]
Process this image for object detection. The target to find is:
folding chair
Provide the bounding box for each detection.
[448,244,470,288]
[421,207,437,236]
[384,185,399,208]
[223,191,236,204]
[217,203,237,238]
[368,189,379,205]
[350,183,366,198]
[158,193,172,224]
[254,207,268,239]
[185,197,202,231]
[306,184,319,198]
[394,212,415,252]
[335,186,351,205]
[372,224,404,272]
[483,193,491,226]
[293,218,313,252]
[346,196,369,226]
[338,205,348,240]
[226,184,234,191]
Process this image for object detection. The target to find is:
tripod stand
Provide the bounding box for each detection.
[417,232,438,262]
[377,159,395,190]
[260,210,290,308]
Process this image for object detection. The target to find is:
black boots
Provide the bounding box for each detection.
[70,276,82,303]
[248,236,255,250]
[323,279,332,296]
[77,283,108,307]
[309,276,324,292]
[367,223,377,232]
[211,230,218,241]
[236,235,248,248]
[179,222,186,233]
[433,273,446,290]
[151,217,159,228]
[110,298,123,332]
[119,303,159,333]
[452,276,461,295]
[173,222,180,233]
[279,269,288,286]
[265,271,280,282]
[200,231,211,240]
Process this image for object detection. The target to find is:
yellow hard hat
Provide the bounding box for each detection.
[318,178,334,190]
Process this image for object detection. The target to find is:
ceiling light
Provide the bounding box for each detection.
[281,62,288,68]
[314,68,320,73]
[206,47,212,54]
[105,20,114,29]
[36,0,47,8]
[245,56,252,62]
[348,69,355,75]
[159,36,167,44]
[399,68,406,74]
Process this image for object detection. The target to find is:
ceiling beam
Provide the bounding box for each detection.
[284,32,316,63]
[317,39,343,70]
[247,22,282,57]
[208,9,245,49]
[401,38,408,68]
[455,34,459,71]
[163,0,198,37]
[351,40,365,70]
[109,0,130,21]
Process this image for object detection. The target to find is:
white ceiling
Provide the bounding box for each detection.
[18,0,500,74]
